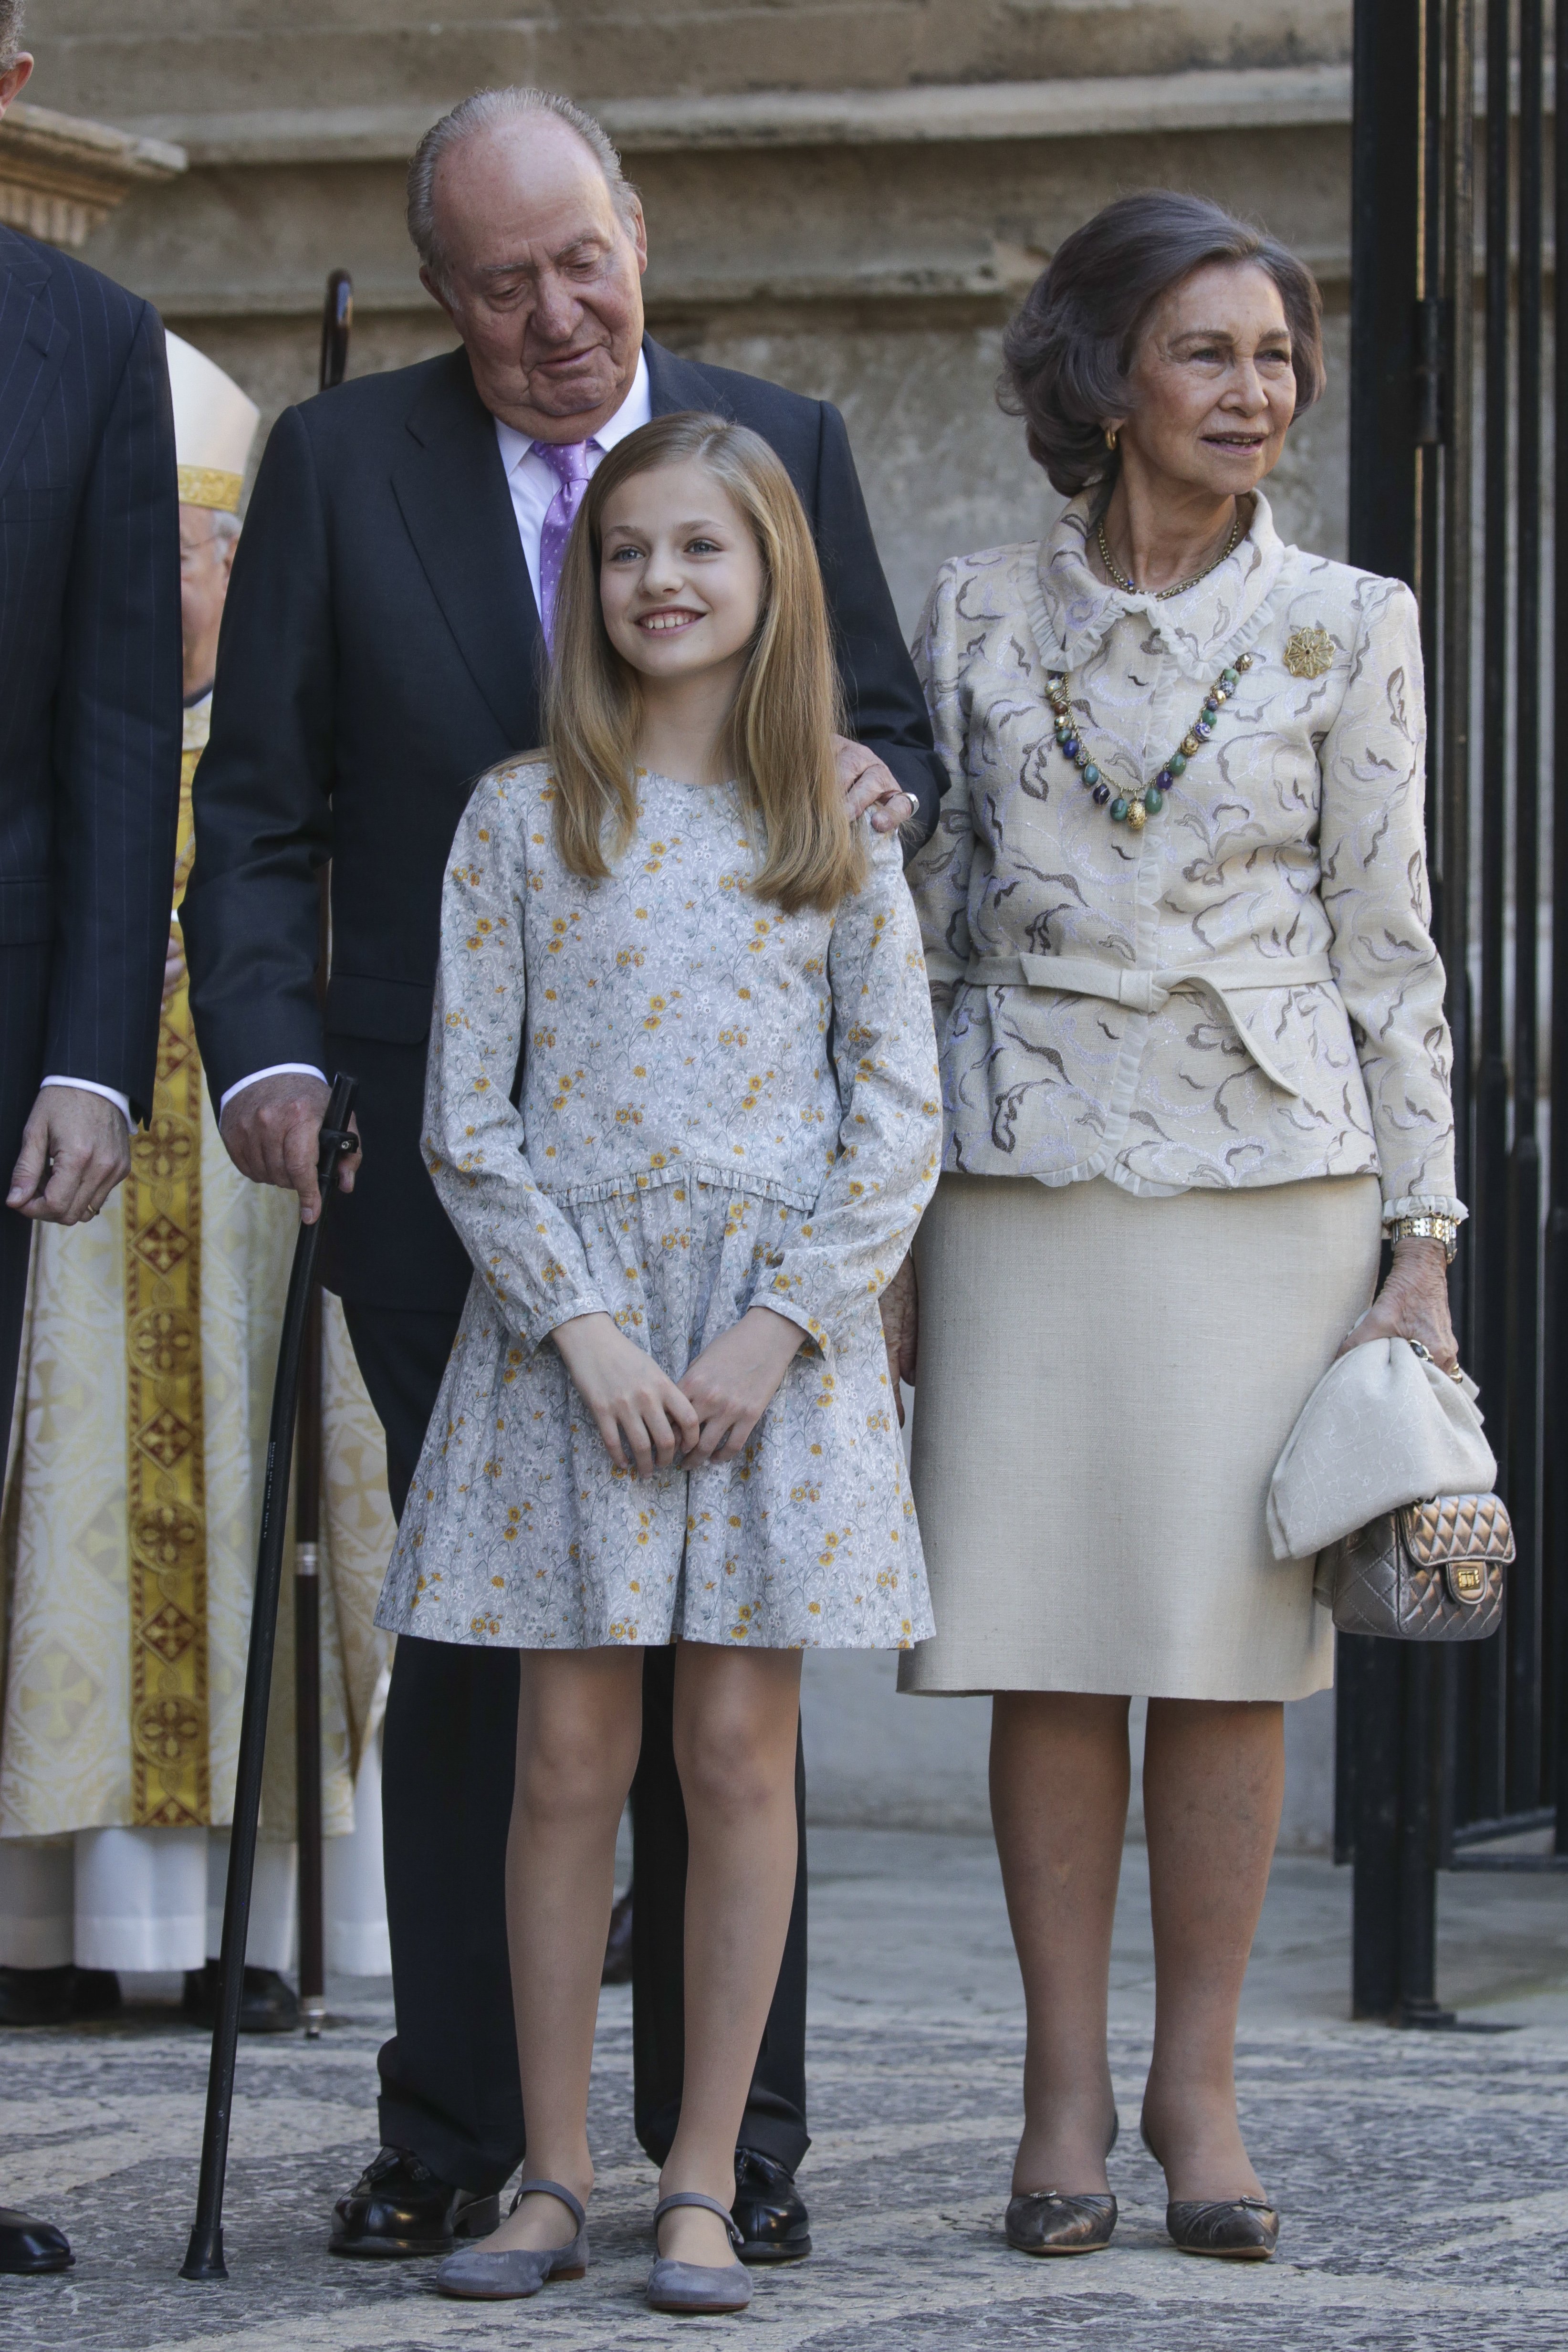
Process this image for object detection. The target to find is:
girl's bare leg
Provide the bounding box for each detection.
[655,1642,805,2267]
[486,1645,645,2253]
[990,1692,1130,2194]
[1140,1696,1284,2201]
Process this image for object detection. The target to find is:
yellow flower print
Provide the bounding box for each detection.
[384,754,941,1656]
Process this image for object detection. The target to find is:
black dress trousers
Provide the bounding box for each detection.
[344,1299,811,2193]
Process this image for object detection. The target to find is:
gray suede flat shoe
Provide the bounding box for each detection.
[647,2190,753,2314]
[435,2178,587,2300]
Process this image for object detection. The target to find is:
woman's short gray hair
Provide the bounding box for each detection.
[408,88,638,295]
[1000,190,1325,499]
[0,0,26,74]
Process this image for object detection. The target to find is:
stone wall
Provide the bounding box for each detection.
[29,2,1358,1842]
[36,3,1356,630]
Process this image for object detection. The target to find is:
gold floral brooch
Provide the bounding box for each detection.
[1284,624,1336,679]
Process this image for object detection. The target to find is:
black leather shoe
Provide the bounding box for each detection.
[0,1963,122,2027]
[72,1968,123,2021]
[602,1886,634,1986]
[732,2148,811,2264]
[0,2206,73,2274]
[182,1962,299,2034]
[0,1965,74,2026]
[330,2145,502,2258]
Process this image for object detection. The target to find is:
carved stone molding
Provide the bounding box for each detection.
[0,99,185,250]
[121,64,1356,168]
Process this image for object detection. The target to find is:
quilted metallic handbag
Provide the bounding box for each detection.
[1316,1490,1512,1641]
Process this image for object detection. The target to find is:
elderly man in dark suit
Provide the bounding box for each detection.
[184,86,941,2266]
[0,15,182,2277]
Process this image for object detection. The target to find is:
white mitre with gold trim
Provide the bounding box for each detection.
[167,331,260,514]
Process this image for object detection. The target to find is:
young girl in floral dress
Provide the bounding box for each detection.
[375,412,940,2315]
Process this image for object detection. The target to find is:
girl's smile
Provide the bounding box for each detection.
[636,606,705,633]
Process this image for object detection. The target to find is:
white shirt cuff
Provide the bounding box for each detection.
[40,1076,131,1124]
[219,1064,329,1119]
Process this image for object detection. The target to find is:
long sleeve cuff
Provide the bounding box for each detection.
[1382,1192,1468,1226]
[218,1062,329,1119]
[40,1076,131,1124]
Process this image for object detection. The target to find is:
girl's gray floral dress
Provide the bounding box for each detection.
[375,758,943,1653]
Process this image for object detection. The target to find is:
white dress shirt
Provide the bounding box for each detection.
[492,348,652,610]
[221,355,654,1122]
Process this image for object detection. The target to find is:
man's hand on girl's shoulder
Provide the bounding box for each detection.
[834,735,916,833]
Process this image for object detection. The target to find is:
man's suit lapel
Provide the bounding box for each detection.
[645,337,738,422]
[391,350,543,749]
[0,233,70,504]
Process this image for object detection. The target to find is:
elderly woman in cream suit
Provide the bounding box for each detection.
[884,192,1462,2262]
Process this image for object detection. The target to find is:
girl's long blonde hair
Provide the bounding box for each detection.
[544,411,866,915]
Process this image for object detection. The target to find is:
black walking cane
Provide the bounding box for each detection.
[180,1074,359,2283]
[293,266,355,2043]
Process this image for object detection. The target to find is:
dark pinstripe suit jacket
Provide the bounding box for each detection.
[0,224,181,1122]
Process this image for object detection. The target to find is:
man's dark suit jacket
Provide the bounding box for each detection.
[184,335,944,1313]
[0,224,181,1121]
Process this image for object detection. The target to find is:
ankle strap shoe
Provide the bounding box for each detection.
[437,2179,588,2300]
[648,2191,752,2313]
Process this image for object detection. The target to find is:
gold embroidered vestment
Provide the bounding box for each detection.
[125,712,209,1825]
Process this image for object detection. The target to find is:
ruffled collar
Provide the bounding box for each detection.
[1024,490,1286,681]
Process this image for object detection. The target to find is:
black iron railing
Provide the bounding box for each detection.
[1340,0,1568,2022]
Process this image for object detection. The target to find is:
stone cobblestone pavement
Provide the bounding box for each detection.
[2,1830,1566,2351]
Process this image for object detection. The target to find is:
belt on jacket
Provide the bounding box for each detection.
[932,946,1337,1097]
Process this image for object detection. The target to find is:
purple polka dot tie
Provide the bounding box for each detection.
[535,437,601,658]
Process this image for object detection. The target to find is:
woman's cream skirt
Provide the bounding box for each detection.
[899,1173,1383,1703]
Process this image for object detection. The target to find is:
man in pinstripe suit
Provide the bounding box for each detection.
[0,12,182,2275]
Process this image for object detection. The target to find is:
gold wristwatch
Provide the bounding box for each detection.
[1388,1213,1460,1265]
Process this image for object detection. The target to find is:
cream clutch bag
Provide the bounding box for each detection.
[1267,1337,1510,1642]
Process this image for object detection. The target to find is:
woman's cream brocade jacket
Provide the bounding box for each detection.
[906,493,1463,1221]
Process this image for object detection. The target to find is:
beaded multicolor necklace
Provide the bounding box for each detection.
[1045,652,1254,831]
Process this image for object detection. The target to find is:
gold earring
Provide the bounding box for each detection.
[1104,426,1119,452]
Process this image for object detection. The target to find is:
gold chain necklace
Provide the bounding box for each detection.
[1096,511,1241,600]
